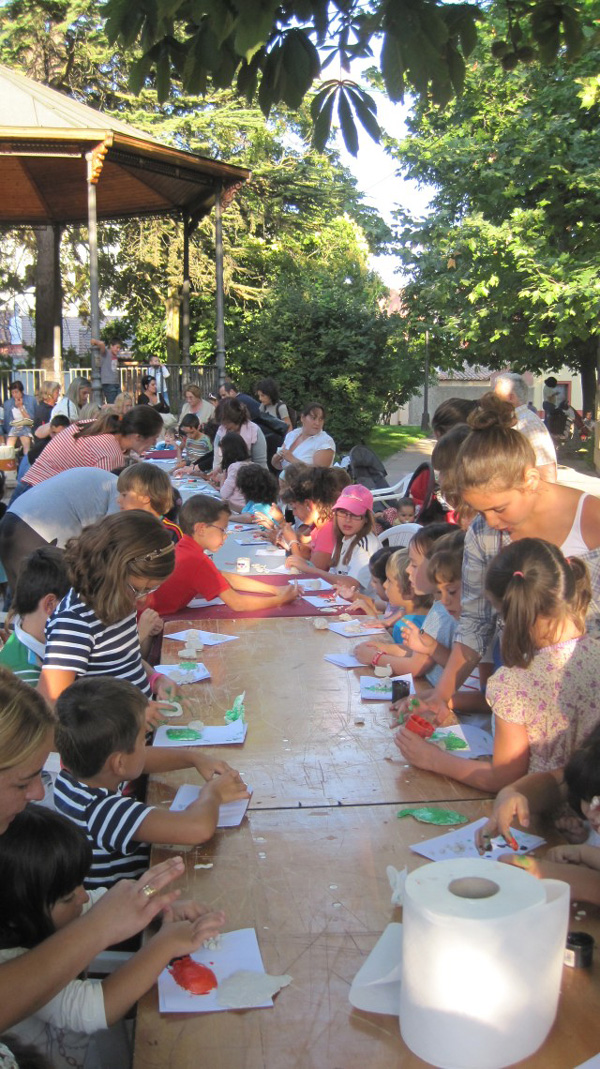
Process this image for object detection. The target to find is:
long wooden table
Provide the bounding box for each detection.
[134,616,600,1069]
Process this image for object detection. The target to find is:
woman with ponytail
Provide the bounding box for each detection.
[419,392,600,723]
[395,538,599,791]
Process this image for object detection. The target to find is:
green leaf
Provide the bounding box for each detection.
[447,44,465,96]
[311,86,337,151]
[155,47,171,102]
[346,86,381,141]
[381,30,405,102]
[233,0,279,63]
[338,88,359,156]
[562,6,584,60]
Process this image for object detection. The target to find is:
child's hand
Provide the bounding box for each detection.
[145,702,167,731]
[545,844,586,865]
[337,582,359,602]
[138,608,164,643]
[154,676,182,704]
[190,754,236,780]
[284,554,306,571]
[153,911,226,958]
[400,620,435,655]
[475,791,530,853]
[394,725,439,771]
[163,900,218,923]
[353,640,387,665]
[206,770,250,804]
[281,582,300,603]
[347,594,378,616]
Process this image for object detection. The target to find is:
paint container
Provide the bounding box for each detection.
[564,931,594,968]
[237,557,250,573]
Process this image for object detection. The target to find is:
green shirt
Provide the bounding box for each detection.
[0,624,44,685]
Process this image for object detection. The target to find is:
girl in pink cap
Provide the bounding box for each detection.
[293,484,379,592]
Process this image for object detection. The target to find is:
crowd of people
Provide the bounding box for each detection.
[0,362,598,1068]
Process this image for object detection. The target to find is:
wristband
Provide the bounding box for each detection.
[371,650,386,667]
[148,671,161,694]
[287,538,300,549]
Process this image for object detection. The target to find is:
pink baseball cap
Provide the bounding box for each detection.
[333,484,373,516]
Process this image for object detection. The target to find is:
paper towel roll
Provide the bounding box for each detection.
[400,859,569,1069]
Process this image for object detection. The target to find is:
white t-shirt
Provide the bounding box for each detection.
[279,427,336,469]
[330,531,380,590]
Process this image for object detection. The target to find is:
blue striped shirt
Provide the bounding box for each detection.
[44,589,151,696]
[54,770,151,888]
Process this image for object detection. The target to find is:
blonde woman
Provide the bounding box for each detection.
[113,391,133,416]
[34,381,61,430]
[51,377,91,422]
[178,383,213,425]
[0,668,186,1033]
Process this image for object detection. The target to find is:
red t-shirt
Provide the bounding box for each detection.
[146,535,228,615]
[311,519,336,555]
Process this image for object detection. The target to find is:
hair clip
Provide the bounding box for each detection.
[589,795,600,813]
[512,570,524,578]
[132,543,175,564]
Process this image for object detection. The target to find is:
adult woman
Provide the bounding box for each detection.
[22,407,163,488]
[113,391,133,417]
[0,668,186,1033]
[178,384,213,426]
[255,377,292,430]
[51,377,91,422]
[421,393,600,722]
[33,381,61,430]
[3,382,36,455]
[271,403,335,473]
[278,466,351,570]
[212,398,267,470]
[137,375,170,414]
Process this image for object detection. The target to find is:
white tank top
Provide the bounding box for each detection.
[560,493,590,556]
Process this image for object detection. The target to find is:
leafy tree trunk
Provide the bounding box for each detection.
[579,343,599,417]
[165,289,181,362]
[34,225,63,370]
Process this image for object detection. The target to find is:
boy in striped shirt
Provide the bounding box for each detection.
[54,677,250,888]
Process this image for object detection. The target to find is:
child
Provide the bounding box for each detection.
[0,804,225,1069]
[388,550,430,644]
[396,538,598,793]
[0,548,70,685]
[396,497,416,524]
[290,485,379,592]
[117,462,182,542]
[217,432,251,509]
[37,512,176,706]
[236,464,282,526]
[353,523,455,673]
[176,414,212,469]
[146,495,299,616]
[476,726,600,904]
[54,676,250,886]
[276,466,351,569]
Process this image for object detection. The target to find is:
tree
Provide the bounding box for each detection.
[388,5,600,412]
[101,0,588,153]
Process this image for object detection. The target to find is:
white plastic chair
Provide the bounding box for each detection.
[371,473,412,503]
[378,523,422,548]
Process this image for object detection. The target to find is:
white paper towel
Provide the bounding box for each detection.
[400,859,569,1069]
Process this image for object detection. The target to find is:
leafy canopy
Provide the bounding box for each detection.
[101,0,588,154]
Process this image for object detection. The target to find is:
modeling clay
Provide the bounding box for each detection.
[166,727,204,742]
[374,663,393,678]
[225,692,246,723]
[313,618,329,629]
[397,807,469,825]
[430,730,468,751]
[168,956,218,995]
[406,714,434,738]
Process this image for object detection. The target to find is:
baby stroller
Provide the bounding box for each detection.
[348,445,390,512]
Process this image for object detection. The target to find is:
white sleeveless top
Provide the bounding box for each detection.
[560,493,590,556]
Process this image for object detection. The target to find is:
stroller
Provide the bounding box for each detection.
[348,445,390,512]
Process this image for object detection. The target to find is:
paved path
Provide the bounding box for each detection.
[381,439,600,497]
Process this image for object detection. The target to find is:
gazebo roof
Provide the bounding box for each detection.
[0,64,251,226]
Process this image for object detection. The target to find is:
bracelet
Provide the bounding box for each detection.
[148,671,161,694]
[371,651,386,667]
[286,538,300,549]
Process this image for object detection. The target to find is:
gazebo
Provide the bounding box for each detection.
[0,63,251,393]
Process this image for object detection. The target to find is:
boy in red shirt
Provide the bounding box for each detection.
[147,496,299,615]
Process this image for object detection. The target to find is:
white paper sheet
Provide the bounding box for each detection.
[324,653,363,669]
[167,629,239,646]
[187,595,224,608]
[228,523,256,532]
[360,673,414,701]
[158,928,271,1013]
[328,619,386,638]
[575,1056,600,1068]
[254,547,286,557]
[170,783,251,827]
[427,724,494,758]
[153,721,247,747]
[410,817,546,863]
[154,663,210,684]
[234,537,271,546]
[349,923,403,1014]
[302,594,347,608]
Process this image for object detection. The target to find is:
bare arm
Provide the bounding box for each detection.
[133,775,250,846]
[475,769,565,849]
[394,718,530,793]
[312,448,335,468]
[37,668,77,706]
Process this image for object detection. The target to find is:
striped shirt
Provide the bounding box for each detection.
[23,423,125,486]
[54,770,151,887]
[0,621,44,685]
[44,589,151,696]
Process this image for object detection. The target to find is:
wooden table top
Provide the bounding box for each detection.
[158,617,489,808]
[134,801,600,1069]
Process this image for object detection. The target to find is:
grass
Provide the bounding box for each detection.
[367,424,429,461]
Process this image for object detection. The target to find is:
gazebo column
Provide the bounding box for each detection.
[181,215,191,369]
[214,182,226,386]
[86,144,107,404]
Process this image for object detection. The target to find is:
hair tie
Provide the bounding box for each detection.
[565,556,572,565]
[512,570,524,578]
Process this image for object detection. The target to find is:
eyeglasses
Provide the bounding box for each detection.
[131,543,174,564]
[127,582,161,600]
[206,525,228,539]
[335,509,366,521]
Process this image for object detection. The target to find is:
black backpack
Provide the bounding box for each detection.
[253,409,288,445]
